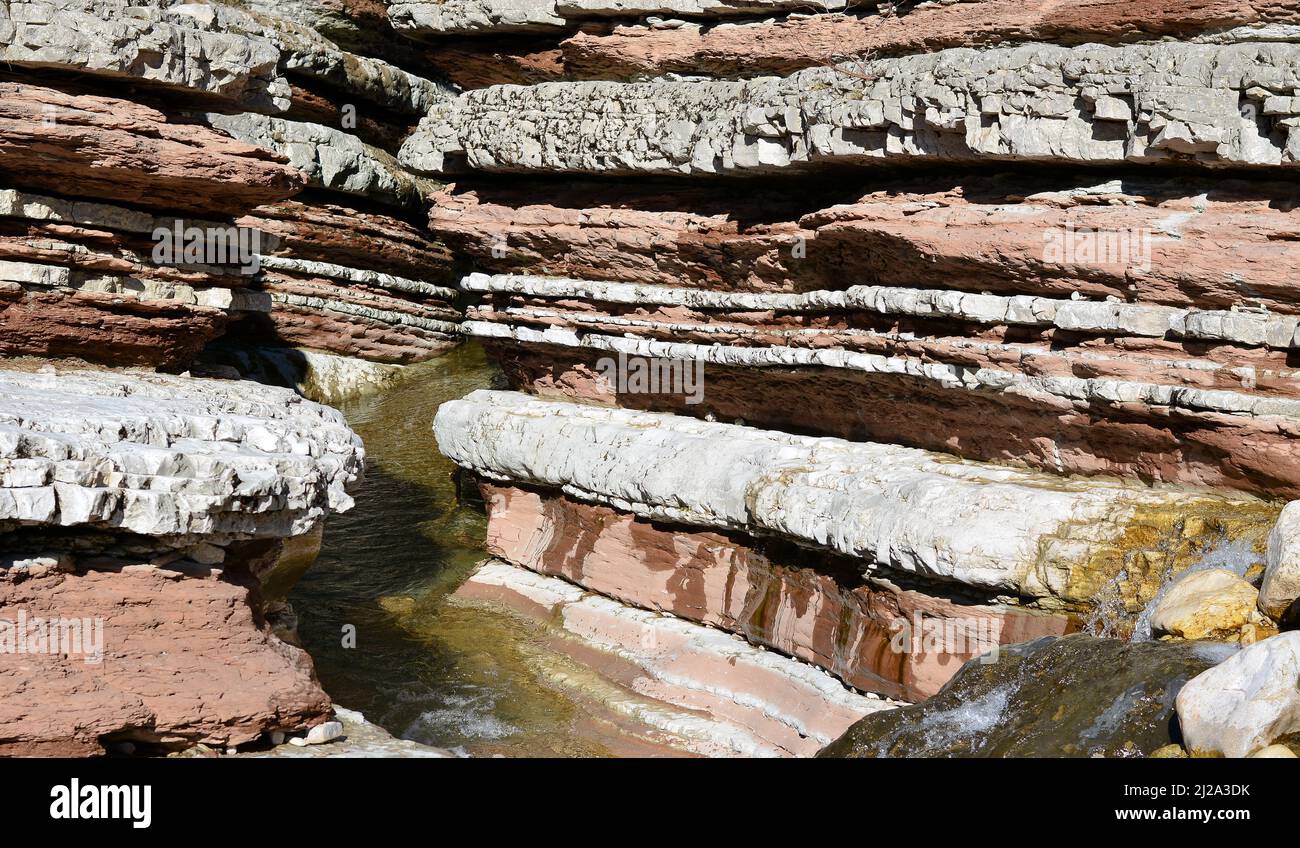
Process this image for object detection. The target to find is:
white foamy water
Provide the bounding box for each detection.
[406,692,520,742]
[1129,536,1264,642]
[906,686,1014,755]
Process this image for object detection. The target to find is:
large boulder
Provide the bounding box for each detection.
[1176,631,1300,758]
[820,635,1234,758]
[1150,568,1269,642]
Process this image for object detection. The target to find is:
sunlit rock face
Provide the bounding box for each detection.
[476,483,1075,703]
[8,0,1300,758]
[455,559,895,757]
[820,635,1236,758]
[403,42,1300,178]
[436,390,1276,609]
[1176,631,1300,757]
[0,0,461,379]
[407,0,1300,88]
[420,0,1300,728]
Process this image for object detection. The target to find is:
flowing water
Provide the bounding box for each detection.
[288,343,1279,758]
[288,343,694,757]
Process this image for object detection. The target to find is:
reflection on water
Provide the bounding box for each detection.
[289,343,649,757]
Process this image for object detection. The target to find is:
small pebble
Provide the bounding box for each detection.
[304,720,344,745]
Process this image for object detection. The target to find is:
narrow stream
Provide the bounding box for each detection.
[288,343,687,757]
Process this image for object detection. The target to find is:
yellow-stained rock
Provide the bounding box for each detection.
[1150,743,1188,758]
[1249,744,1298,758]
[1150,568,1269,642]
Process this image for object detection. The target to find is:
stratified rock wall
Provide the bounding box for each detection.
[420,0,1300,721]
[7,0,1300,756]
[0,0,461,381]
[0,0,460,756]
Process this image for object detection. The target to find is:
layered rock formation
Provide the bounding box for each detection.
[0,0,459,756]
[9,0,1300,759]
[418,0,1300,753]
[1,0,462,400]
[457,559,894,756]
[0,367,364,754]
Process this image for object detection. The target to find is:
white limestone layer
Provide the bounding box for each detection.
[402,41,1300,176]
[433,390,1264,600]
[0,368,364,541]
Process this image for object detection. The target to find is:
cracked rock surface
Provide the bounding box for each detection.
[0,368,364,543]
[403,41,1300,176]
[434,390,1270,605]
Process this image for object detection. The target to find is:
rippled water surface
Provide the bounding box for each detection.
[290,343,658,756]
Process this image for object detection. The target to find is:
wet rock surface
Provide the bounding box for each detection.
[820,634,1235,758]
[458,559,894,756]
[1149,568,1268,641]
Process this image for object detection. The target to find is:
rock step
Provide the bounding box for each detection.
[426,174,1300,310]
[465,272,1300,349]
[464,320,1300,495]
[0,368,364,542]
[457,559,894,756]
[433,389,1275,606]
[479,483,1075,702]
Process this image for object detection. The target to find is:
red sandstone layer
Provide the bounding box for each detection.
[0,288,227,369]
[472,293,1300,396]
[232,199,461,364]
[0,83,305,216]
[243,290,460,364]
[242,199,455,284]
[429,175,1300,308]
[426,37,567,89]
[479,483,1074,702]
[0,560,330,756]
[430,0,1300,87]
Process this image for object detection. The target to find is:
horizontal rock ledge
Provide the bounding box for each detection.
[476,332,1300,496]
[402,41,1300,177]
[0,0,289,111]
[465,321,1300,425]
[559,1,1300,84]
[428,173,1300,310]
[433,390,1275,607]
[457,558,892,756]
[464,272,1300,349]
[0,367,364,543]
